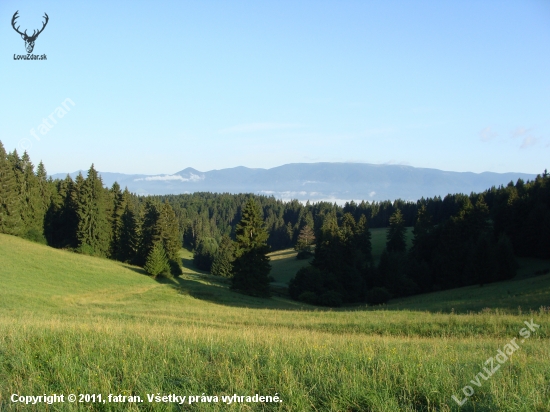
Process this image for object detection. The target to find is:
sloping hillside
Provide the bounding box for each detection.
[1,234,548,411]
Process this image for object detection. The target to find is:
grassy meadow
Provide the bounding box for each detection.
[0,233,549,411]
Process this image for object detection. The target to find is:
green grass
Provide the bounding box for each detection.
[268,249,312,285]
[0,234,549,411]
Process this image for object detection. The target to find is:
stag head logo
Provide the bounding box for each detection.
[11,11,49,54]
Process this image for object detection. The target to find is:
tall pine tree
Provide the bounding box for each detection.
[0,141,22,235]
[231,198,271,297]
[75,165,111,256]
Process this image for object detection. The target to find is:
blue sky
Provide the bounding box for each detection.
[1,0,549,175]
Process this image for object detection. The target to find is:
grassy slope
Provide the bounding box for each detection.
[0,234,549,411]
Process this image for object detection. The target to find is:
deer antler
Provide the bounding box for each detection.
[11,11,49,40]
[31,13,49,40]
[11,11,27,38]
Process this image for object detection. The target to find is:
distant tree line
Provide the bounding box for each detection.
[1,140,548,302]
[290,174,550,306]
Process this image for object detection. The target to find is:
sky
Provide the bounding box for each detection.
[1,0,549,175]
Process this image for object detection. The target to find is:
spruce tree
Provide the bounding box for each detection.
[355,214,372,262]
[386,209,406,253]
[211,235,235,277]
[137,200,161,266]
[109,183,125,259]
[312,211,342,273]
[0,141,22,235]
[19,152,46,241]
[144,241,169,277]
[231,198,271,297]
[193,237,218,271]
[75,165,111,256]
[116,190,139,263]
[295,225,315,253]
[158,201,181,262]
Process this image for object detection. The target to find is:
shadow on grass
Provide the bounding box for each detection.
[120,264,150,277]
[150,271,319,311]
[142,252,550,314]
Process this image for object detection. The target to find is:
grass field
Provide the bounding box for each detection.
[0,233,549,411]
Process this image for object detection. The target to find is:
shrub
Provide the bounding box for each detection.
[76,243,96,256]
[366,287,391,305]
[23,228,47,244]
[169,259,183,277]
[298,291,318,305]
[317,290,343,307]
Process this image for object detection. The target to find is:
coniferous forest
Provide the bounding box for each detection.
[1,141,548,304]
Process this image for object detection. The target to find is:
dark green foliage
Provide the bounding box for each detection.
[109,183,125,259]
[386,209,406,253]
[116,202,139,263]
[23,227,47,244]
[0,142,22,235]
[295,225,315,252]
[136,200,161,266]
[76,243,96,256]
[158,202,181,261]
[17,152,47,237]
[231,199,271,297]
[495,234,517,280]
[366,287,391,305]
[289,266,342,305]
[144,242,170,277]
[317,290,343,307]
[464,234,496,286]
[355,214,372,263]
[193,237,218,271]
[307,212,371,304]
[211,235,235,277]
[44,175,78,248]
[375,250,416,296]
[168,259,183,277]
[0,141,546,306]
[75,165,111,256]
[296,250,313,260]
[137,201,180,267]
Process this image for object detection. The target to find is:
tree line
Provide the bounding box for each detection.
[290,173,549,306]
[1,141,548,303]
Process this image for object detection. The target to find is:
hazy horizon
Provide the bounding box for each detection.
[52,161,542,178]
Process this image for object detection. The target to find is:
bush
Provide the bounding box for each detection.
[76,243,96,256]
[366,287,391,305]
[298,291,318,305]
[317,290,343,307]
[169,259,183,277]
[23,228,47,244]
[289,266,343,305]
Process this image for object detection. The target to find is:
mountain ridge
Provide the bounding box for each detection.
[51,162,538,203]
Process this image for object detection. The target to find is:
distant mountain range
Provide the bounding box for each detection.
[51,163,537,203]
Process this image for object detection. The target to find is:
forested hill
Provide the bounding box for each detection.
[1,139,548,305]
[51,163,536,202]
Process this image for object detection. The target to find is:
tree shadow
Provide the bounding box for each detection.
[150,271,321,311]
[120,264,150,277]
